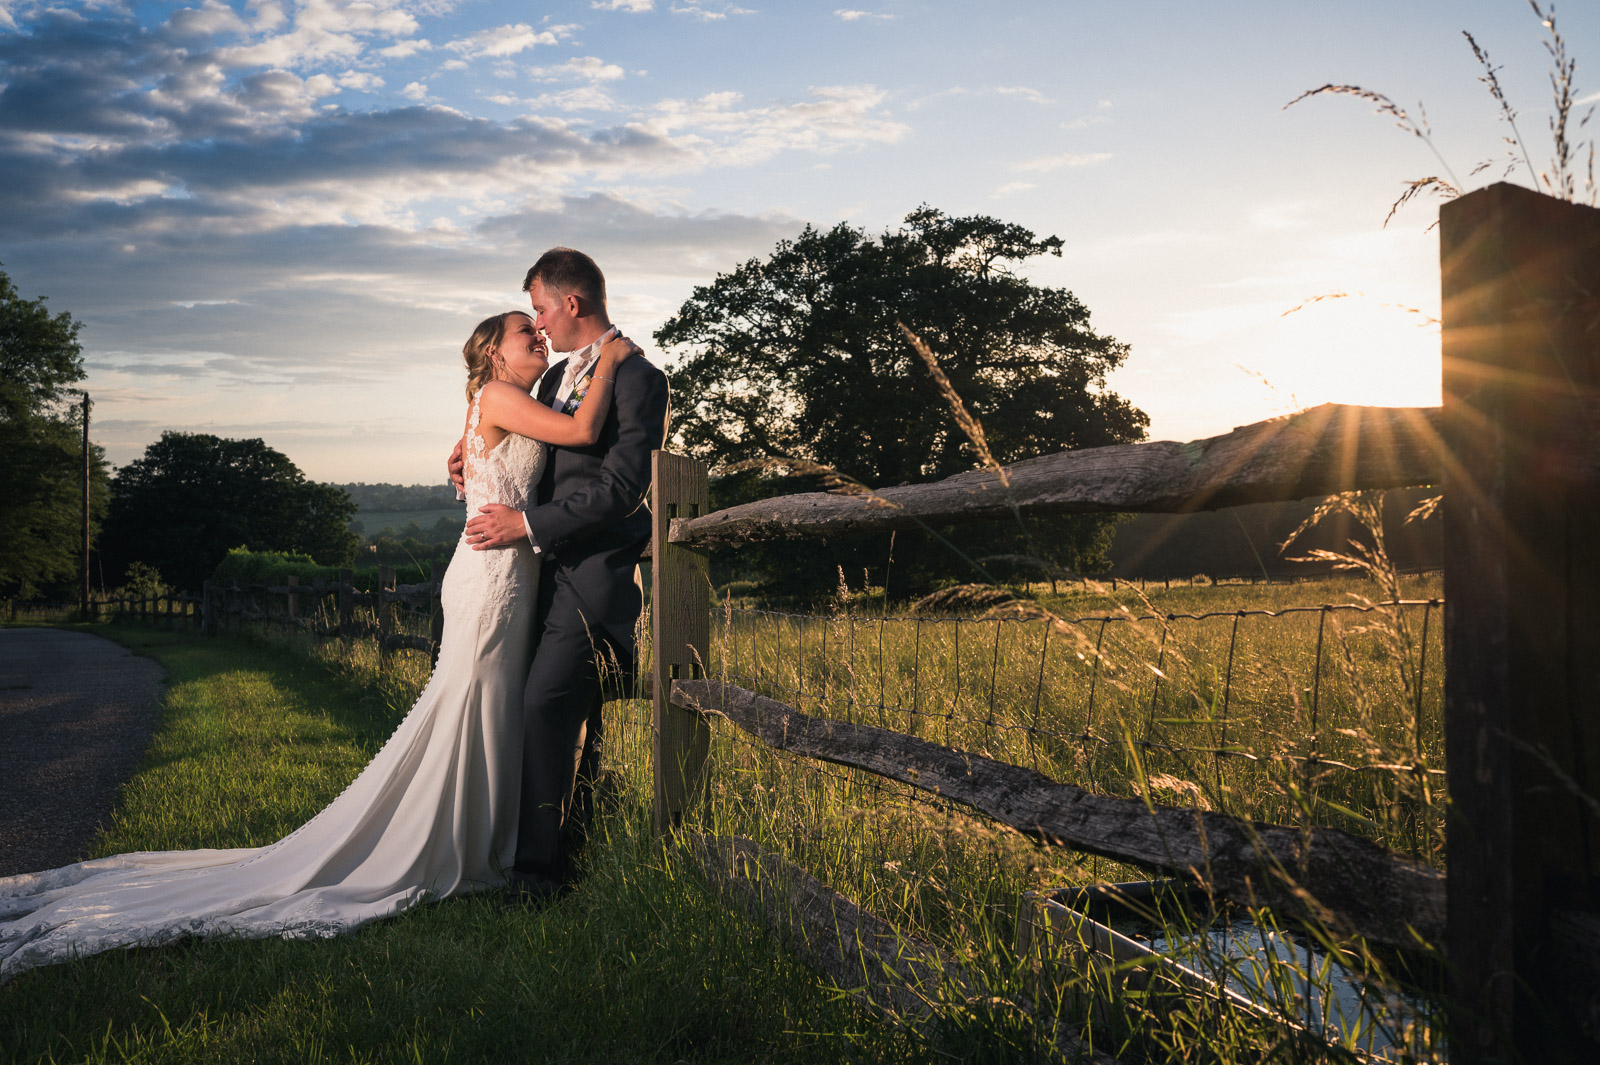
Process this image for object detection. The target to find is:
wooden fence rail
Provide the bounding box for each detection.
[669,677,1444,949]
[669,402,1448,548]
[112,566,446,670]
[650,184,1600,1062]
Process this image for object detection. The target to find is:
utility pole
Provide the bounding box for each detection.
[79,390,91,622]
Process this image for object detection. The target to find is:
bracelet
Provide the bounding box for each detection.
[593,374,615,384]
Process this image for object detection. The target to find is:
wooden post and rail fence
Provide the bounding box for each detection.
[647,184,1599,1063]
[103,565,447,671]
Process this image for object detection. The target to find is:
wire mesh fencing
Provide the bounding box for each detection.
[704,584,1446,865]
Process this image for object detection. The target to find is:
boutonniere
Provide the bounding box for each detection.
[561,376,591,415]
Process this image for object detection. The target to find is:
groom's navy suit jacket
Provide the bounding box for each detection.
[526,352,669,669]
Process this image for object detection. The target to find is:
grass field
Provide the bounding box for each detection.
[3,569,1450,1062]
[693,570,1448,1061]
[0,627,928,1065]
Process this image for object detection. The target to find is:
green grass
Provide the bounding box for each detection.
[0,626,923,1065]
[694,571,1449,1062]
[7,567,1451,1063]
[711,572,1446,862]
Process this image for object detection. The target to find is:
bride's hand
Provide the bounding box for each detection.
[598,331,640,373]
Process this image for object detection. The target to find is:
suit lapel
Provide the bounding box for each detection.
[537,359,566,407]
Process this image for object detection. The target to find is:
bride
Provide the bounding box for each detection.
[0,311,637,982]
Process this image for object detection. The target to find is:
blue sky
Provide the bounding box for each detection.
[1,0,1595,482]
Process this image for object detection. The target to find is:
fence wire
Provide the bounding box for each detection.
[685,581,1450,1057]
[701,590,1448,870]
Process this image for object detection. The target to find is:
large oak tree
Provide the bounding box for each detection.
[655,207,1148,598]
[104,433,358,592]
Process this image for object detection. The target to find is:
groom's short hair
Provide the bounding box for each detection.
[523,248,606,309]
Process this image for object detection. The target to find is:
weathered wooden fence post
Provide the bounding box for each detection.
[338,568,354,653]
[651,451,711,835]
[201,581,215,635]
[286,574,299,629]
[377,566,396,672]
[1440,182,1600,1063]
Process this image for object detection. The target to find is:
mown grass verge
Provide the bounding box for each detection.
[0,626,924,1065]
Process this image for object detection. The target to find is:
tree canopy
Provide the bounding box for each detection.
[0,265,109,598]
[655,207,1148,597]
[103,433,359,592]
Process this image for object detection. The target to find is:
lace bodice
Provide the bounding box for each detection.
[461,389,547,517]
[442,389,547,630]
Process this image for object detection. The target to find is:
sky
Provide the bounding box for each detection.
[1,0,1595,485]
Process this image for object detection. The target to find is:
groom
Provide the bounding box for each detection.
[454,247,669,900]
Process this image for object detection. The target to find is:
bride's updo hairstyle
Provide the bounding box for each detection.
[463,312,514,399]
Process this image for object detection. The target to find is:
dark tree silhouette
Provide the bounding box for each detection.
[104,433,358,592]
[0,265,110,598]
[655,207,1148,598]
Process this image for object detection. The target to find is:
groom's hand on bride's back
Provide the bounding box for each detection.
[465,504,526,550]
[447,438,466,495]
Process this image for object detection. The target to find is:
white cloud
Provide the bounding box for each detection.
[487,87,622,113]
[213,0,424,70]
[530,56,626,83]
[835,9,892,20]
[992,181,1035,198]
[995,86,1051,105]
[401,81,430,101]
[232,68,338,116]
[165,0,252,39]
[1014,151,1113,173]
[639,85,907,165]
[905,86,968,112]
[337,70,385,92]
[671,3,754,21]
[380,38,432,59]
[592,0,654,10]
[445,23,566,59]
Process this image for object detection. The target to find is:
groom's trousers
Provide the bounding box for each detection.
[511,562,622,891]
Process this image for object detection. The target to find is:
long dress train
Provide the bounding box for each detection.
[0,397,544,981]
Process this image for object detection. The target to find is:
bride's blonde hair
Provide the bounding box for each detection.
[463,312,516,399]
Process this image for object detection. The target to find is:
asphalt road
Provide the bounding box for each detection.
[0,629,165,878]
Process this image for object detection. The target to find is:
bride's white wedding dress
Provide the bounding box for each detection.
[0,394,545,982]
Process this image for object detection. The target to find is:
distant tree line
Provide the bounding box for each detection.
[335,482,459,514]
[335,482,463,571]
